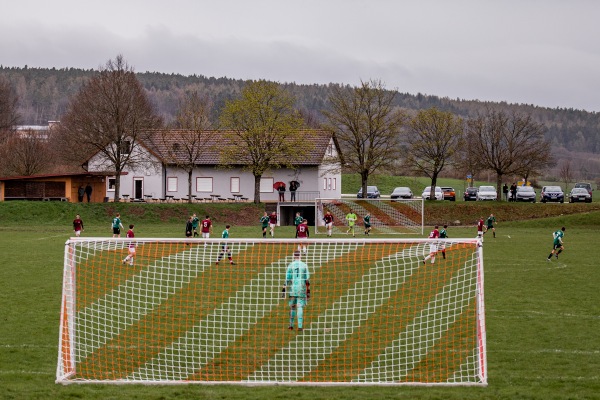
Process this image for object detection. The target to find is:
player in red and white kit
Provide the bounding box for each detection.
[323,211,334,237]
[423,225,440,264]
[122,224,136,266]
[73,214,84,237]
[296,219,310,254]
[477,217,485,242]
[201,215,213,239]
[268,211,278,237]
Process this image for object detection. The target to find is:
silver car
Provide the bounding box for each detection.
[476,185,497,201]
[515,186,536,202]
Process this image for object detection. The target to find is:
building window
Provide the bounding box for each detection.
[167,177,178,192]
[260,177,274,193]
[107,177,116,192]
[230,177,240,193]
[196,177,213,192]
[332,178,337,190]
[120,140,131,155]
[323,177,327,190]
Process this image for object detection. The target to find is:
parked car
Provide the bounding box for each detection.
[574,182,593,200]
[540,186,564,203]
[441,187,456,201]
[464,187,478,201]
[421,186,443,200]
[515,186,536,202]
[569,187,592,203]
[357,186,381,198]
[390,187,413,200]
[476,185,497,201]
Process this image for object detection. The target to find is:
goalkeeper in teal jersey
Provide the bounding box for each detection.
[216,225,236,265]
[282,251,310,331]
[439,224,449,259]
[547,226,566,261]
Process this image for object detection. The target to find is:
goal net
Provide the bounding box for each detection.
[57,237,487,386]
[315,198,424,235]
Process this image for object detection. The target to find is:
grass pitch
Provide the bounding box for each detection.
[0,204,599,399]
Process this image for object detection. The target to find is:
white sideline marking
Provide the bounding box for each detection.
[32,234,66,241]
[0,370,53,375]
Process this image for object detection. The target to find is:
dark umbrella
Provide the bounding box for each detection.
[289,180,300,189]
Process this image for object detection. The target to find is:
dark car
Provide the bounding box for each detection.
[540,186,564,203]
[569,187,592,203]
[464,187,478,201]
[390,186,413,201]
[441,187,456,201]
[357,186,381,198]
[574,182,593,200]
[515,186,536,202]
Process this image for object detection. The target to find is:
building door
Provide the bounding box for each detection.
[134,178,143,200]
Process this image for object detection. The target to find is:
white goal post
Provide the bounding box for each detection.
[57,237,486,386]
[315,198,424,235]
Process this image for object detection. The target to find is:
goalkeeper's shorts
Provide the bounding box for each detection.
[289,296,307,308]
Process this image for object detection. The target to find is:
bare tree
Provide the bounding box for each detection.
[559,159,574,192]
[0,130,51,176]
[219,80,308,203]
[465,109,552,198]
[404,108,464,199]
[156,91,215,203]
[56,55,162,199]
[322,79,406,197]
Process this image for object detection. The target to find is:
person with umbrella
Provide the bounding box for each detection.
[289,180,300,202]
[276,182,286,202]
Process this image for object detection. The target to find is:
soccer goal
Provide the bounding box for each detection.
[57,237,487,386]
[315,198,424,235]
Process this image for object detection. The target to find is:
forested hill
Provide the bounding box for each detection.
[2,65,599,157]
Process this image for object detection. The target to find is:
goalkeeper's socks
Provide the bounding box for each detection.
[290,310,296,327]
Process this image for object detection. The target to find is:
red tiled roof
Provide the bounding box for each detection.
[144,129,333,166]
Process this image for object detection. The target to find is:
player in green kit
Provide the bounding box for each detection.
[294,212,303,237]
[439,224,449,259]
[346,211,357,237]
[260,212,270,238]
[484,213,497,238]
[547,226,565,261]
[191,213,200,237]
[216,225,236,265]
[363,212,372,235]
[282,251,310,331]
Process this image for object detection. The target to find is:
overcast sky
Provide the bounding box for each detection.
[1,0,599,112]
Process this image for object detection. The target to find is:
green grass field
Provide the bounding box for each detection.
[1,202,599,399]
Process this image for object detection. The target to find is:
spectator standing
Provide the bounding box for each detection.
[510,183,517,202]
[503,183,509,201]
[289,181,298,202]
[278,184,286,202]
[77,186,85,202]
[85,183,93,202]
